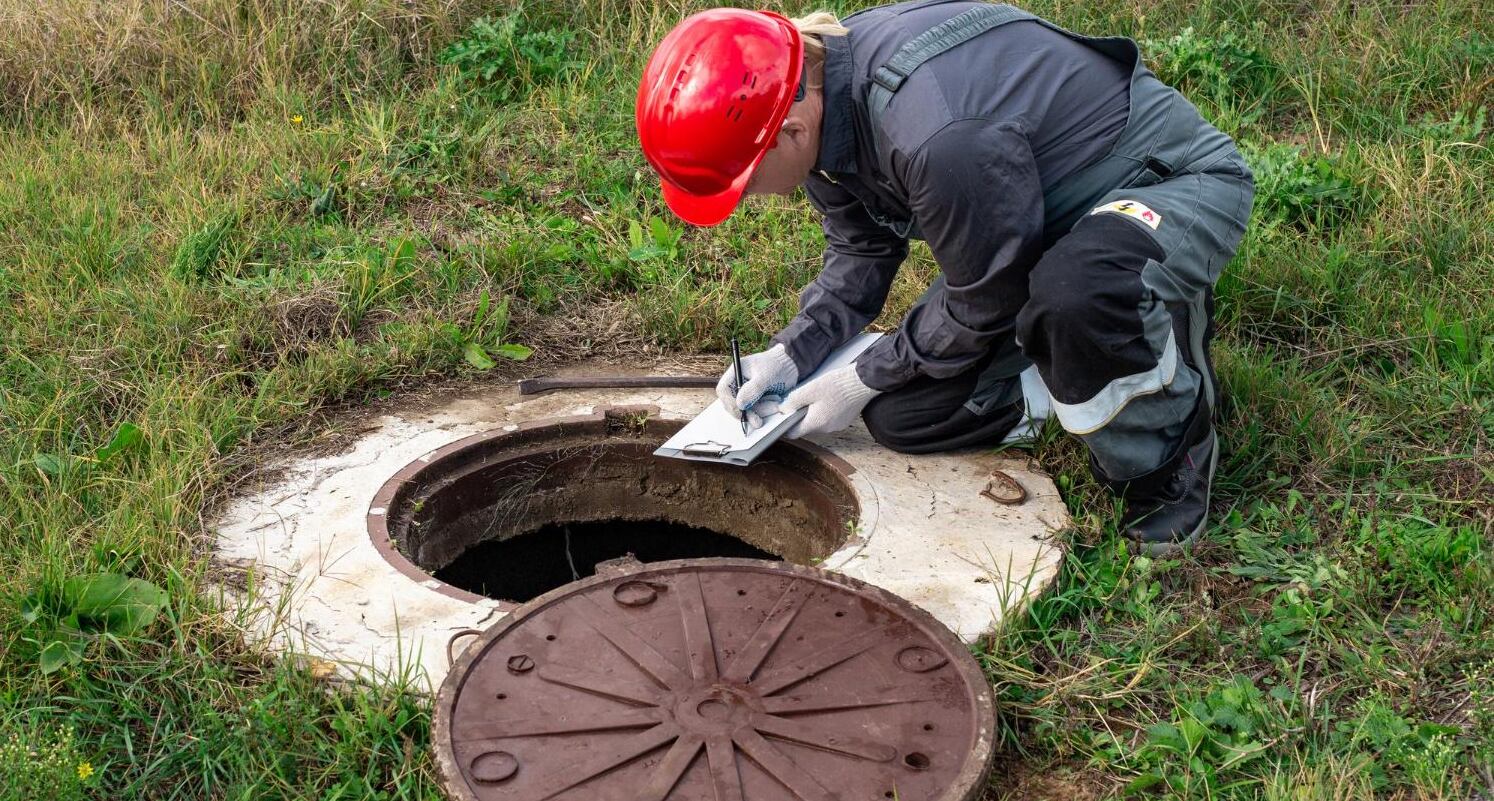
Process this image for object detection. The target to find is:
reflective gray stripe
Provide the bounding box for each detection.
[1049,328,1179,434]
[1000,364,1055,444]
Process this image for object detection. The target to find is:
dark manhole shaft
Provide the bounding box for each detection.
[433,559,995,801]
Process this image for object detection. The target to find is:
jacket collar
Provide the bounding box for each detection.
[812,32,858,175]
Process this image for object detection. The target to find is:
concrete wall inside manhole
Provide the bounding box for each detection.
[372,414,860,604]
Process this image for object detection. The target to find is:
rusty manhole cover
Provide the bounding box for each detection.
[433,559,995,800]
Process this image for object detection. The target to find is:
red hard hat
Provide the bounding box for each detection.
[637,9,803,227]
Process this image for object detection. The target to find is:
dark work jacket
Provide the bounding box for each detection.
[770,0,1132,391]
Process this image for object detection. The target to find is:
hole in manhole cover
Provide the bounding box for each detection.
[371,414,860,604]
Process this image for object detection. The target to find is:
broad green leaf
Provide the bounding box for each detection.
[1178,718,1209,750]
[390,238,416,270]
[489,295,511,335]
[39,639,81,674]
[649,216,670,244]
[63,635,86,663]
[19,593,44,624]
[463,342,496,370]
[66,573,130,611]
[1145,722,1186,752]
[628,244,663,262]
[34,453,65,475]
[474,289,491,328]
[311,184,337,217]
[628,219,643,249]
[64,573,168,635]
[491,343,533,361]
[96,422,144,461]
[1124,773,1164,794]
[1415,722,1461,740]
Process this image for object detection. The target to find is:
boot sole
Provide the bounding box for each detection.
[1130,429,1218,557]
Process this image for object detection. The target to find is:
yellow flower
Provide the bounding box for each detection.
[77,761,94,780]
[290,114,304,125]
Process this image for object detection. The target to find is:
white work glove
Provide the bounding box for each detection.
[716,343,799,417]
[753,363,881,439]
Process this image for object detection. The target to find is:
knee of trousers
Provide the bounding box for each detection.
[1015,213,1187,436]
[1015,213,1167,368]
[860,394,930,455]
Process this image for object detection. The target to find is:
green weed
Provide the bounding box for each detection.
[171,211,242,281]
[1143,24,1280,129]
[439,289,533,369]
[1124,676,1289,797]
[16,572,169,675]
[1240,141,1361,229]
[627,216,688,287]
[1333,694,1465,793]
[440,13,576,102]
[1405,105,1488,143]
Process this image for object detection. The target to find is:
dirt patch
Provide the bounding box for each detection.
[983,754,1115,800]
[266,281,345,351]
[1428,443,1493,515]
[508,296,662,363]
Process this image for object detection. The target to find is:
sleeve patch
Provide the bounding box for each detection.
[1090,199,1163,230]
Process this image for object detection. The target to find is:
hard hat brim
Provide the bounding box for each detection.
[659,157,757,227]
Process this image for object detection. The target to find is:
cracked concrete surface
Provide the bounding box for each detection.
[213,372,1068,687]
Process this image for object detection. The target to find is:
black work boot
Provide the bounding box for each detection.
[1096,399,1218,554]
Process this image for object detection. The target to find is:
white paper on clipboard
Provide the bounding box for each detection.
[654,332,882,467]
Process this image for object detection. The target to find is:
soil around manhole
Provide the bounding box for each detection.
[372,414,860,605]
[433,520,778,603]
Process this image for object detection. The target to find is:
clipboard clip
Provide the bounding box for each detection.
[681,441,733,458]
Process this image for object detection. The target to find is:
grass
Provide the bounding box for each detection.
[0,0,1488,798]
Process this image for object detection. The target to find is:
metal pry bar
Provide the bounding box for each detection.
[517,375,717,396]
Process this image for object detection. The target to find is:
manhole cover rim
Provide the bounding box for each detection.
[432,557,996,801]
[367,410,871,609]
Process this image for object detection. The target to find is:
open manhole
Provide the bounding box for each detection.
[433,559,996,801]
[369,411,861,605]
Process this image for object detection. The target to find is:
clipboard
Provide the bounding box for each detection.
[654,333,881,467]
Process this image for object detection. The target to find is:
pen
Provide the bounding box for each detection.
[730,337,749,435]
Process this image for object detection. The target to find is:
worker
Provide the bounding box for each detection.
[635,1,1254,553]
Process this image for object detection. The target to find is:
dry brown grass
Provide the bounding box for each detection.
[0,0,484,119]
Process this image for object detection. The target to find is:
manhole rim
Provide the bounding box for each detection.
[431,557,996,801]
[365,409,881,609]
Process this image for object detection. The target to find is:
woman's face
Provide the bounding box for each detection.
[745,92,822,196]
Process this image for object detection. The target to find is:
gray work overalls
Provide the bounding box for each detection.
[862,3,1254,478]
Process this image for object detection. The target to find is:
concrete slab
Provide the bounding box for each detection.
[213,379,1068,687]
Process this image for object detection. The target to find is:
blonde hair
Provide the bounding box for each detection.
[791,12,848,89]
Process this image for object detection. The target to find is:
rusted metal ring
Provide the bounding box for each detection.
[981,469,1028,506]
[366,412,862,608]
